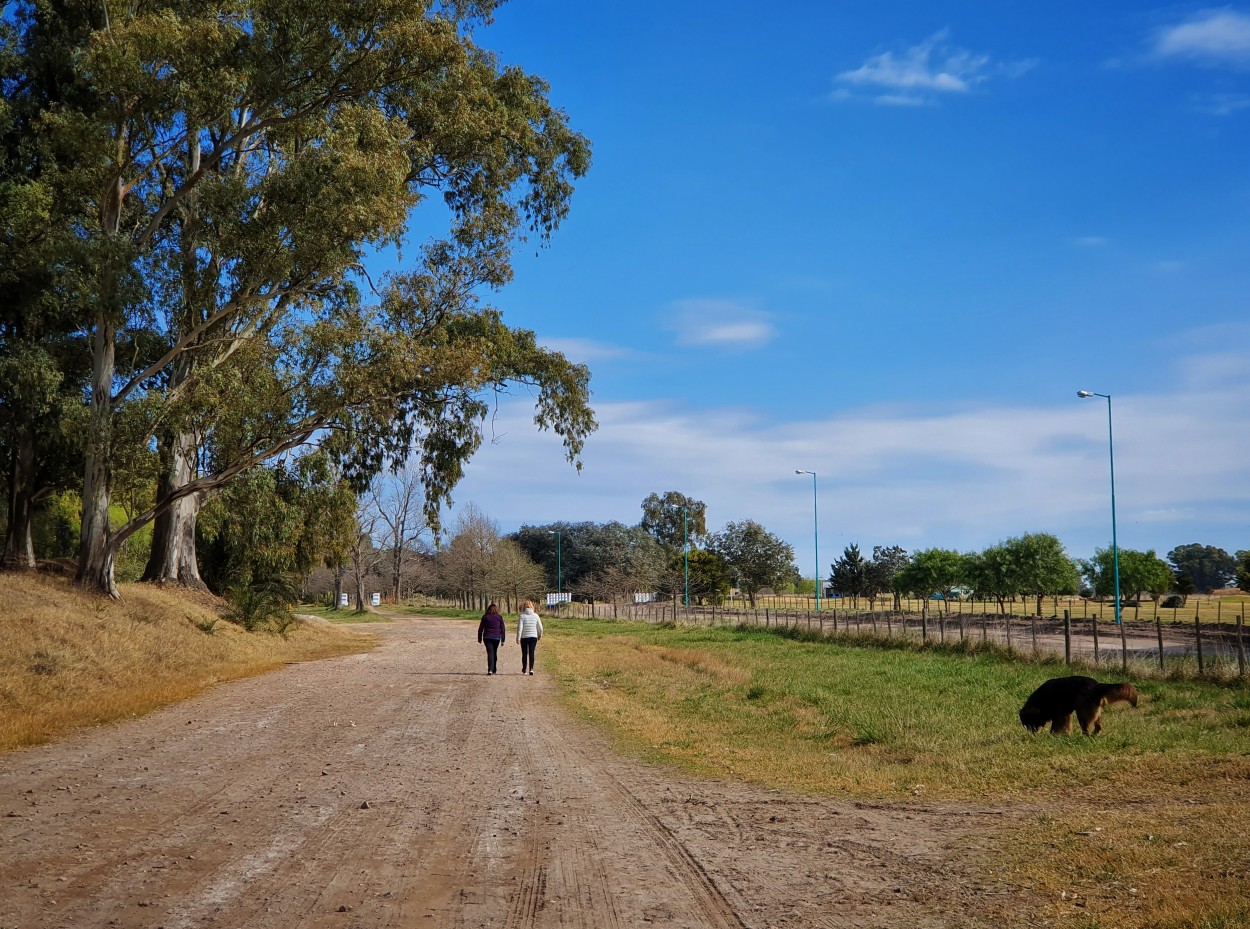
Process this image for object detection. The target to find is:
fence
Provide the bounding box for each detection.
[523,598,1249,680]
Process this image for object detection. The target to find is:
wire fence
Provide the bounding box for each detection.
[503,598,1250,681]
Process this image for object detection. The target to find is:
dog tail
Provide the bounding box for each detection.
[1098,682,1138,707]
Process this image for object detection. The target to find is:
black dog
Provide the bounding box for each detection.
[1019,675,1138,735]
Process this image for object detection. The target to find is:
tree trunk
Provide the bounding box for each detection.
[77,315,119,598]
[3,430,38,568]
[142,430,205,588]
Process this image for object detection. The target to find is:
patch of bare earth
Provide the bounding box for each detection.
[0,617,1031,928]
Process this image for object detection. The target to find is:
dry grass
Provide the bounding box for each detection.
[546,619,1250,929]
[0,572,375,752]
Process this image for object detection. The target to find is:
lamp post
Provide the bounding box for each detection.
[1077,390,1120,627]
[682,505,690,607]
[549,528,562,598]
[795,470,820,612]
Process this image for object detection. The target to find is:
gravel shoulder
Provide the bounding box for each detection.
[0,616,1029,928]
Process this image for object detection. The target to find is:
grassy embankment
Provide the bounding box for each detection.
[0,573,375,753]
[545,618,1250,929]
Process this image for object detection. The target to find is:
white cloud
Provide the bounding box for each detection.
[446,346,1250,575]
[1199,92,1250,114]
[539,336,631,363]
[834,30,1029,106]
[1153,9,1250,66]
[665,299,776,349]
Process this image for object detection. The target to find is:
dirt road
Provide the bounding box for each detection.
[0,616,1025,928]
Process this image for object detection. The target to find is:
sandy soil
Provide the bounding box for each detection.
[0,616,1032,929]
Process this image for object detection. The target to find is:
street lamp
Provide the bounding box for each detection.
[548,528,562,598]
[1077,390,1120,627]
[795,470,820,612]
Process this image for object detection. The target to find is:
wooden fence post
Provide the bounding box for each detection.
[1031,616,1038,654]
[1237,605,1245,679]
[1092,613,1100,666]
[1063,610,1071,665]
[1119,615,1128,673]
[1196,614,1204,676]
[1156,615,1166,672]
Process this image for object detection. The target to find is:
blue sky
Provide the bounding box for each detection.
[379,2,1250,574]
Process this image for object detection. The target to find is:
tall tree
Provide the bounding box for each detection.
[4,0,592,595]
[1166,544,1236,594]
[1236,550,1250,594]
[640,491,707,551]
[707,520,796,608]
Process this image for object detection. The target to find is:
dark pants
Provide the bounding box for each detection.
[483,637,501,673]
[520,637,538,672]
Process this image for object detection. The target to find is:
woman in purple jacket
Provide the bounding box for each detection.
[477,603,506,674]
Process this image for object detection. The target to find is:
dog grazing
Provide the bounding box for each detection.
[1019,675,1139,736]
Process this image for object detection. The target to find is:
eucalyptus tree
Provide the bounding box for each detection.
[510,521,665,594]
[3,0,593,595]
[640,491,707,551]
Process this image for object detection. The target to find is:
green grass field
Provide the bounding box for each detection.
[296,604,393,623]
[544,618,1250,929]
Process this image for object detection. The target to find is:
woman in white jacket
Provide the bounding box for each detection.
[516,600,543,675]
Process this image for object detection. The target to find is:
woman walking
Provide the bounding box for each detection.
[516,600,543,675]
[477,603,506,675]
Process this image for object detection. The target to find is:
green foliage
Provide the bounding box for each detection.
[511,521,666,593]
[684,548,734,605]
[829,542,869,604]
[198,454,357,593]
[4,0,594,593]
[32,490,81,560]
[1081,547,1175,602]
[1167,543,1236,594]
[895,548,967,605]
[1236,551,1250,595]
[640,491,707,550]
[867,545,908,607]
[223,576,300,634]
[707,520,796,607]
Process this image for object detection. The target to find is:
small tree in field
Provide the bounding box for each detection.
[895,548,966,613]
[708,520,795,608]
